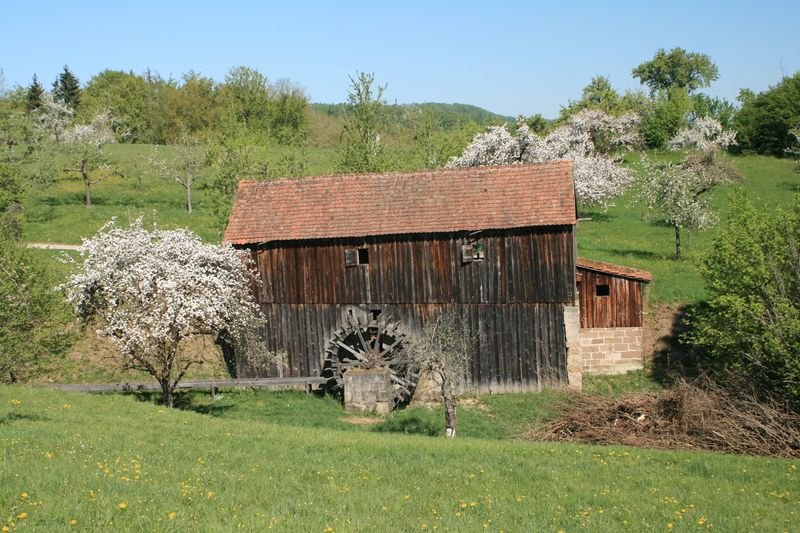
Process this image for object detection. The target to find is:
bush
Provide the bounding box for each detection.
[0,238,73,382]
[687,191,800,402]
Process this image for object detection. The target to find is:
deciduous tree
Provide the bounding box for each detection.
[0,235,72,382]
[149,138,208,213]
[62,111,121,207]
[409,312,475,438]
[688,192,800,403]
[638,130,739,259]
[447,110,639,209]
[632,47,719,95]
[60,218,268,407]
[338,72,388,173]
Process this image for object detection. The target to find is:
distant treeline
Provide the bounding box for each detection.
[5,66,512,148]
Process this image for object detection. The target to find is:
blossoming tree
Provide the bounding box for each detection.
[446,110,640,209]
[638,118,739,259]
[61,219,267,406]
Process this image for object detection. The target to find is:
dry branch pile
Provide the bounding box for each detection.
[527,378,800,458]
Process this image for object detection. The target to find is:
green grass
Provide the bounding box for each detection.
[1,386,798,531]
[578,153,799,303]
[21,144,799,303]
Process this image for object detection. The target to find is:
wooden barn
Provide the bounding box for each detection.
[224,162,584,396]
[576,258,652,374]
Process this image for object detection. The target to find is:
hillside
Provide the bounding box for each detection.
[2,385,797,531]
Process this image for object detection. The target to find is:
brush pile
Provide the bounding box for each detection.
[527,378,800,458]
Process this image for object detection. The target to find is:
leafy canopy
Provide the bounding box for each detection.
[632,47,719,95]
[688,192,800,403]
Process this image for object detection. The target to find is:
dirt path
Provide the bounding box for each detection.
[27,242,82,251]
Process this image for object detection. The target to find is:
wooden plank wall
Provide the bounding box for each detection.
[233,303,568,392]
[578,270,644,328]
[236,226,575,390]
[248,226,575,306]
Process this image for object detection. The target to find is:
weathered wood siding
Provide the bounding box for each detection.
[577,269,644,328]
[236,226,575,390]
[248,226,575,305]
[238,303,567,393]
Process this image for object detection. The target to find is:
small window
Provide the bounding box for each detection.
[345,247,369,267]
[461,242,485,264]
[596,284,610,297]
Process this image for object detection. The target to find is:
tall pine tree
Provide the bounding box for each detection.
[26,74,44,113]
[53,65,81,109]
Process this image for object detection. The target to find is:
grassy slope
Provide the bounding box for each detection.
[578,153,798,303]
[23,144,798,303]
[1,386,797,531]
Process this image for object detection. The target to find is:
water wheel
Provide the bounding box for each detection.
[322,312,418,406]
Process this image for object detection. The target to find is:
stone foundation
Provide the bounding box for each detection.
[580,327,644,374]
[343,367,393,414]
[564,304,583,389]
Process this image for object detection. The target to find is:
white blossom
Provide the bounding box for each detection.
[63,110,117,147]
[35,95,73,143]
[669,116,737,151]
[60,218,267,405]
[447,110,639,209]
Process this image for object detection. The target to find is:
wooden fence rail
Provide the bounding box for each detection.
[47,377,329,396]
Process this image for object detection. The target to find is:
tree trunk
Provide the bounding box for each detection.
[674,225,681,260]
[82,160,91,208]
[159,378,175,408]
[186,185,192,213]
[442,386,457,438]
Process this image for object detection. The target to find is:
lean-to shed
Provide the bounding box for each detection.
[224,162,584,395]
[576,258,652,374]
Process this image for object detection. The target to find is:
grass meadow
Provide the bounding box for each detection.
[8,145,800,530]
[2,385,798,531]
[21,145,799,303]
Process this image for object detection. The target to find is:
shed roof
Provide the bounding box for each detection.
[576,258,653,283]
[224,162,576,244]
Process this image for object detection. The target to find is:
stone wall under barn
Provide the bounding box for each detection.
[579,326,644,374]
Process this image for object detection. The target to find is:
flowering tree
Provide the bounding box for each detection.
[149,139,208,213]
[447,110,639,209]
[62,111,121,207]
[669,116,737,151]
[36,96,73,143]
[60,219,267,406]
[637,118,739,259]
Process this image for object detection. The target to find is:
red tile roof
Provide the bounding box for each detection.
[224,162,576,245]
[576,258,653,283]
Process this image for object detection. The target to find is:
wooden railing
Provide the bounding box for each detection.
[47,377,329,396]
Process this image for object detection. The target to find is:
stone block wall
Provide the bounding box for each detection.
[580,327,643,374]
[343,367,393,414]
[563,304,583,389]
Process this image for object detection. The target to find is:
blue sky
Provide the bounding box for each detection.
[2,1,798,118]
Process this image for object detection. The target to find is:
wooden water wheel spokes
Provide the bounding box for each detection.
[323,312,418,406]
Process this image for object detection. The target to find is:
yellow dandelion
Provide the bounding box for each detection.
[168,512,177,520]
[697,516,706,525]
[207,491,214,498]
[2,526,10,532]
[70,519,78,526]
[17,512,28,519]
[470,501,478,508]
[667,523,673,529]
[10,399,21,406]
[20,491,29,498]
[118,501,127,510]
